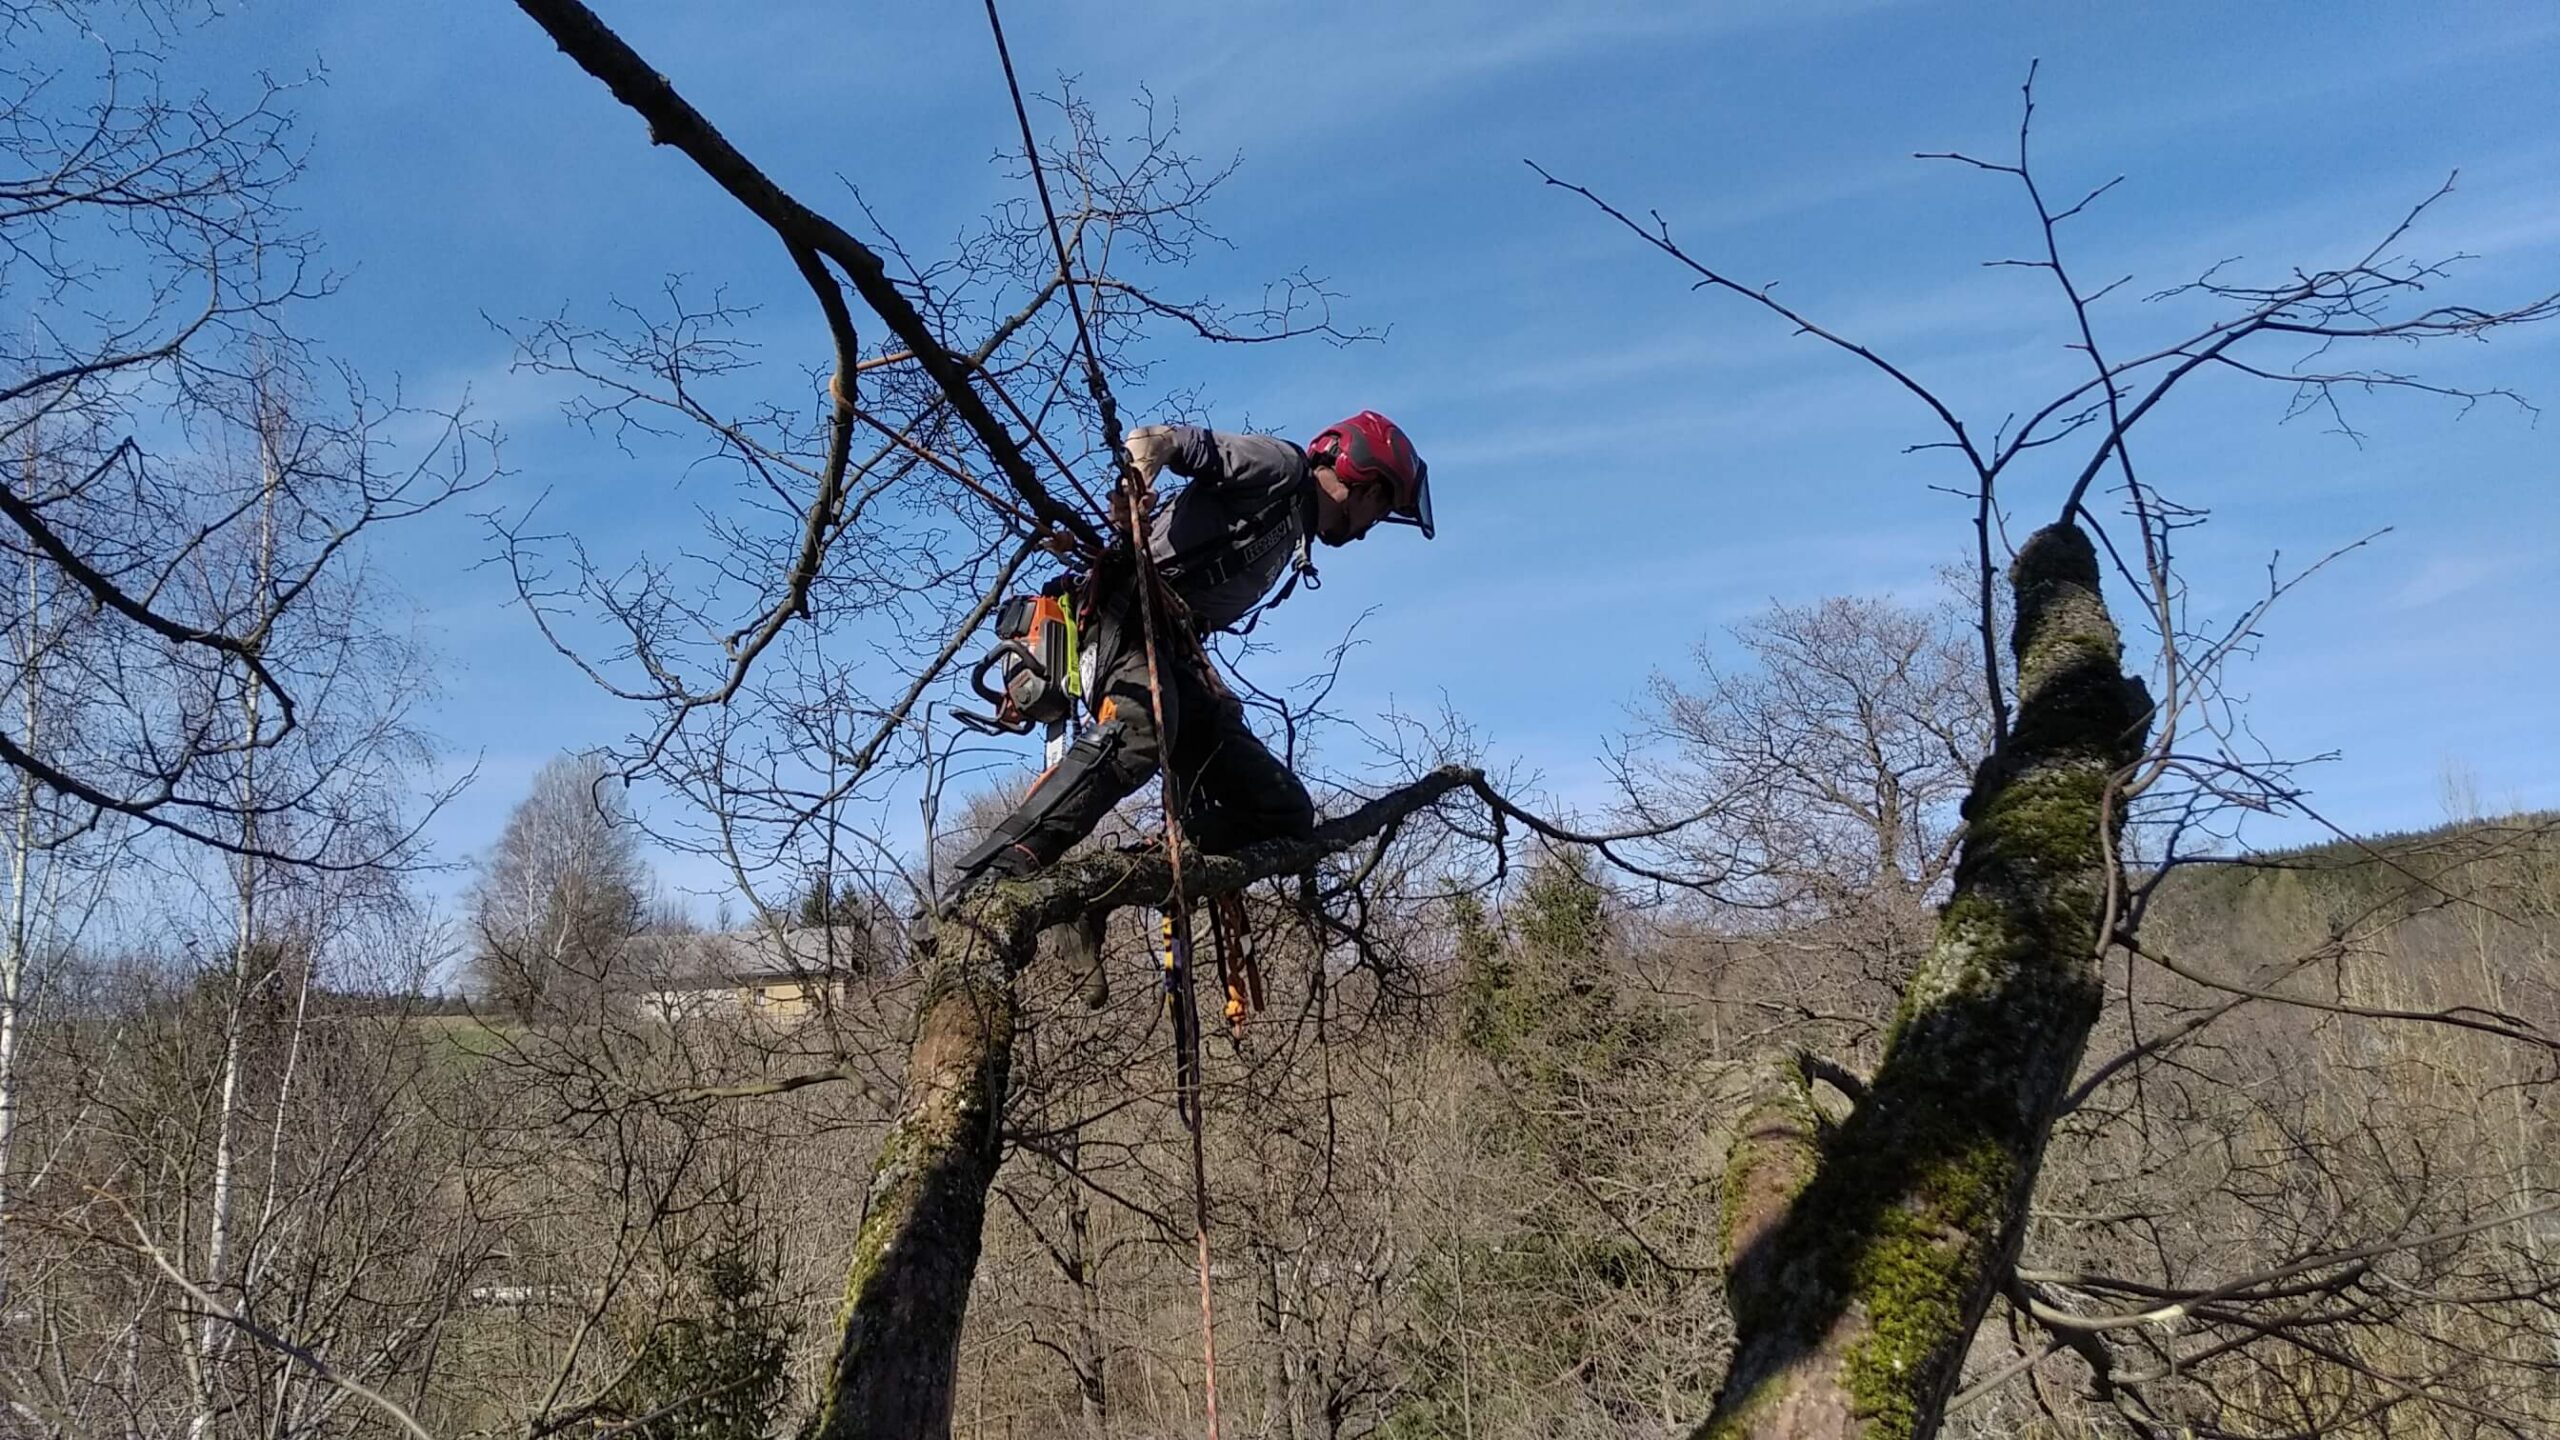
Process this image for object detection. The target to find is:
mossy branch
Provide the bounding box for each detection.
[1699,524,2150,1440]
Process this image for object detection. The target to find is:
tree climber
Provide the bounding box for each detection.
[944,411,1433,903]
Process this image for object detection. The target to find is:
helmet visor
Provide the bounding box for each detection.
[1381,459,1433,539]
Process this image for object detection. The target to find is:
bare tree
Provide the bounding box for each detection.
[0,329,482,1438]
[1,894,500,1439]
[486,0,1367,950]
[484,12,1851,1439]
[1,0,488,863]
[0,454,125,1283]
[480,9,2560,1436]
[1537,63,2559,1440]
[1636,593,1996,1054]
[1643,594,1990,914]
[468,752,650,1013]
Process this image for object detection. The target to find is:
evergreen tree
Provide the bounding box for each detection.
[611,1243,793,1440]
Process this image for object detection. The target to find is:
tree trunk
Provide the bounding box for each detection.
[192,405,285,1440]
[1701,523,2150,1440]
[1262,1244,1297,1440]
[0,547,40,1308]
[1066,1137,1110,1438]
[805,916,1020,1440]
[807,767,1479,1440]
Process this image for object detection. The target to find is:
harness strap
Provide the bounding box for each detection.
[1162,501,1298,590]
[1180,484,1324,638]
[1154,466,1322,635]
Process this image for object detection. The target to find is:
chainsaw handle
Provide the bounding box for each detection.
[952,706,1032,736]
[968,639,1046,710]
[957,640,1042,735]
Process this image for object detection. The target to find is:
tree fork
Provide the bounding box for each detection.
[1701,522,2151,1440]
[806,766,1479,1440]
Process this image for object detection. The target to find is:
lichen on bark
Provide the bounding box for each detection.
[1699,523,2150,1440]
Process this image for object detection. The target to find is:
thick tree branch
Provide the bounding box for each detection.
[805,763,1480,1440]
[510,0,1104,554]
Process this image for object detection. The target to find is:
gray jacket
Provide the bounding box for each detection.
[1142,427,1314,633]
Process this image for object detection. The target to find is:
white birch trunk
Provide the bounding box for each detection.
[191,381,286,1440]
[0,546,42,1307]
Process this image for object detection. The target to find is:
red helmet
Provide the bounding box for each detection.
[1309,411,1432,539]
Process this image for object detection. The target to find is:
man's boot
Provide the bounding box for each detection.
[1050,909,1111,1010]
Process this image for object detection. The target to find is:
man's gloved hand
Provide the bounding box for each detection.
[1122,425,1176,485]
[1112,426,1175,538]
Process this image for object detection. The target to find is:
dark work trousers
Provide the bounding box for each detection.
[958,584,1315,888]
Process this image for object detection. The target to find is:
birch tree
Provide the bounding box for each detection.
[467,752,649,1013]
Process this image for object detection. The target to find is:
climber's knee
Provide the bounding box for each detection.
[949,718,1145,892]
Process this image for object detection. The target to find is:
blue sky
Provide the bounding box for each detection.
[183,1,2560,908]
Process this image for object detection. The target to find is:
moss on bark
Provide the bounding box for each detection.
[1699,524,2150,1440]
[806,900,1027,1440]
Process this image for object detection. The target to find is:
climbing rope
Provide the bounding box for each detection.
[980,5,1224,1434]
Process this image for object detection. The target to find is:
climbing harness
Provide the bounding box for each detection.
[1155,476,1323,637]
[950,472,1315,746]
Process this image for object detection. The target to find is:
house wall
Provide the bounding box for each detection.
[636,977,841,1025]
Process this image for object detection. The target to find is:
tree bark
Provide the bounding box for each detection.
[1068,1146,1109,1438]
[804,911,1018,1440]
[1700,523,2151,1440]
[806,766,1479,1440]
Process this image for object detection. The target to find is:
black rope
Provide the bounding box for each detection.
[981,0,1127,465]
